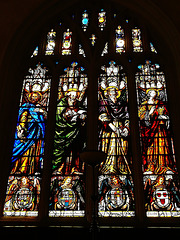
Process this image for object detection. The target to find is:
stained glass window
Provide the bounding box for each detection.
[45,29,56,55]
[98,9,106,31]
[98,61,135,217]
[3,63,51,216]
[150,42,157,54]
[3,4,180,226]
[79,44,86,57]
[82,10,89,32]
[136,60,180,217]
[31,46,38,58]
[132,28,143,52]
[49,62,88,217]
[116,26,125,54]
[101,42,108,56]
[90,34,97,46]
[62,29,72,55]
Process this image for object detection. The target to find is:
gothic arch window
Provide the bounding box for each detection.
[1,1,180,227]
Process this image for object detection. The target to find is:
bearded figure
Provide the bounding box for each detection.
[98,61,131,175]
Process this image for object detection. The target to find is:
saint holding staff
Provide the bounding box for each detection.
[98,61,131,175]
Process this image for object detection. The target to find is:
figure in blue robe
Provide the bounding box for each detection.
[11,102,46,175]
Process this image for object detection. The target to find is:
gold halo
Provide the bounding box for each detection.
[65,88,79,96]
[146,88,160,97]
[104,86,121,98]
[28,91,42,102]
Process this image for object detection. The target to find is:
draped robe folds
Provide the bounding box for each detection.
[98,97,130,174]
[52,97,86,174]
[138,100,175,174]
[11,103,45,174]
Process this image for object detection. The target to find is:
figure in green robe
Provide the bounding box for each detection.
[52,90,87,175]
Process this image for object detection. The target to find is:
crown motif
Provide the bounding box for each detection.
[101,61,122,77]
[136,60,165,90]
[29,62,47,79]
[100,61,126,90]
[60,62,88,94]
[25,63,50,92]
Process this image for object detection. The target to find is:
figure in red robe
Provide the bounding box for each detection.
[138,89,176,174]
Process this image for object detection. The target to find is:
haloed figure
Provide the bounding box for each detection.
[138,89,175,174]
[52,89,87,175]
[99,83,130,175]
[11,92,46,175]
